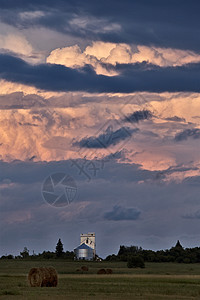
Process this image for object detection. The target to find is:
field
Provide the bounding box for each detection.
[1,260,200,299]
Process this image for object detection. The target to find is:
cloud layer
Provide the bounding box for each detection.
[1,159,200,257]
[47,43,200,76]
[1,54,200,93]
[1,1,200,51]
[0,89,200,175]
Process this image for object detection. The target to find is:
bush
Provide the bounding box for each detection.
[0,254,14,260]
[127,256,145,268]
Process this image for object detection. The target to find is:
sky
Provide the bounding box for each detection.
[1,0,200,258]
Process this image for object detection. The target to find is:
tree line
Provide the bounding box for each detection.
[0,238,74,260]
[2,239,200,264]
[106,241,200,264]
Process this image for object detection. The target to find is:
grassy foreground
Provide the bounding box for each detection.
[1,260,200,299]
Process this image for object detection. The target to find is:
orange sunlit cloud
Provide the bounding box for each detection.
[46,42,200,76]
[0,86,200,177]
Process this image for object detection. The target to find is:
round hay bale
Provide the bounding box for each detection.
[28,268,43,287]
[97,268,107,274]
[44,267,58,287]
[81,266,88,271]
[106,268,113,274]
[28,267,58,287]
[40,267,50,287]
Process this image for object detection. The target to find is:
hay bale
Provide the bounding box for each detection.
[28,268,43,287]
[28,267,58,287]
[97,268,107,274]
[81,266,89,271]
[40,267,50,287]
[106,268,113,274]
[45,267,58,287]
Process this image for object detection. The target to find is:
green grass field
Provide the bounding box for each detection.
[1,260,200,299]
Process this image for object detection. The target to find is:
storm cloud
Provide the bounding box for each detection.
[175,128,200,141]
[1,54,200,93]
[1,1,200,51]
[73,126,138,149]
[1,158,200,257]
[123,110,152,123]
[166,116,186,122]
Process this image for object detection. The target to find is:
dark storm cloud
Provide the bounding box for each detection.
[166,116,186,122]
[175,129,200,141]
[123,110,152,123]
[1,54,200,93]
[155,165,198,180]
[1,159,200,256]
[73,126,138,149]
[0,1,200,51]
[0,0,73,9]
[104,150,128,161]
[104,205,141,221]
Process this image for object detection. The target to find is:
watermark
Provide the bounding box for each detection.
[70,156,108,181]
[41,173,77,207]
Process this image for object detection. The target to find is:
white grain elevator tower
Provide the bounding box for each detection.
[80,232,96,257]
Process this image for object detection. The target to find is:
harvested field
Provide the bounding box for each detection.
[1,260,200,299]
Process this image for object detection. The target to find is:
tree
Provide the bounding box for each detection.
[175,240,183,249]
[20,247,29,259]
[127,255,145,268]
[55,238,64,258]
[118,245,126,256]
